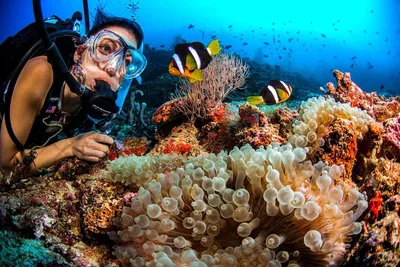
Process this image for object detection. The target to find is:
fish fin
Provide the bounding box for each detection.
[247,96,265,105]
[276,89,290,101]
[187,69,203,83]
[186,54,198,71]
[207,39,222,56]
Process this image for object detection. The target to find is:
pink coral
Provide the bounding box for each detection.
[327,70,400,122]
[380,115,400,160]
[232,105,284,148]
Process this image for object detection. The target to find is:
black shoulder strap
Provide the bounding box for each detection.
[2,30,79,152]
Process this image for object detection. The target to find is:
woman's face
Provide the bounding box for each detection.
[75,25,138,92]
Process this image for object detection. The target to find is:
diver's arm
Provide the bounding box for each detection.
[0,56,77,176]
[0,56,57,174]
[0,56,112,177]
[1,126,113,176]
[6,138,74,175]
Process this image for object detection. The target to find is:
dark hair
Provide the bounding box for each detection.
[88,10,144,49]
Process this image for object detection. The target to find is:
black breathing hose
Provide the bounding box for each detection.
[3,0,89,153]
[3,0,90,153]
[33,0,85,97]
[82,0,90,35]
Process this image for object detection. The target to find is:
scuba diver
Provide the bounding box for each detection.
[0,3,147,178]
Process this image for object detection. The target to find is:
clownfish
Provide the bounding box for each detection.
[247,80,293,105]
[168,40,221,83]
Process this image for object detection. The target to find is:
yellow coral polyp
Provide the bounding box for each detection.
[290,96,374,150]
[107,143,367,266]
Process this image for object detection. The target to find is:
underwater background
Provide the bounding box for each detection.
[1,0,400,96]
[1,1,400,267]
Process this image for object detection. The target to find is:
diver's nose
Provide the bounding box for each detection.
[105,65,117,76]
[105,63,125,79]
[103,57,120,76]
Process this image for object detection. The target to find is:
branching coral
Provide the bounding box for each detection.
[290,96,373,152]
[171,53,250,120]
[107,143,367,266]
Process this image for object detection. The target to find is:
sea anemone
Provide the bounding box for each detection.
[107,143,367,266]
[290,96,373,151]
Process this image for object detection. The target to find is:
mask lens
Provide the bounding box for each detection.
[92,32,124,62]
[88,30,147,79]
[124,49,147,79]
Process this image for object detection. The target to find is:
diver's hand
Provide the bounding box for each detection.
[70,132,114,162]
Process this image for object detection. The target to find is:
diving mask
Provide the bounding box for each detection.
[85,29,147,79]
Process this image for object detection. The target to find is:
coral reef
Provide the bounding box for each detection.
[379,115,400,161]
[152,98,190,134]
[288,96,375,177]
[0,59,399,267]
[0,230,69,266]
[315,118,359,178]
[344,195,400,267]
[108,137,150,160]
[0,155,137,265]
[231,104,284,149]
[327,70,400,122]
[81,179,125,235]
[150,122,205,157]
[289,96,373,152]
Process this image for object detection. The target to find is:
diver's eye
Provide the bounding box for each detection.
[125,58,132,66]
[98,44,112,55]
[125,52,133,66]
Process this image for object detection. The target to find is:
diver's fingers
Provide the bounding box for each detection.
[91,133,114,145]
[86,149,107,159]
[89,141,110,155]
[84,155,103,162]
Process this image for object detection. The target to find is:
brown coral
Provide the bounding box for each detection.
[327,70,374,115]
[373,96,400,122]
[327,70,400,122]
[81,176,125,235]
[232,104,284,149]
[316,118,359,179]
[149,122,205,157]
[274,107,298,140]
[152,98,188,127]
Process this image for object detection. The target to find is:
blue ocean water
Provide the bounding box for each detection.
[1,0,399,95]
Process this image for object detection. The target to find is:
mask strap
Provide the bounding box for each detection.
[133,42,145,84]
[138,41,144,53]
[115,78,134,113]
